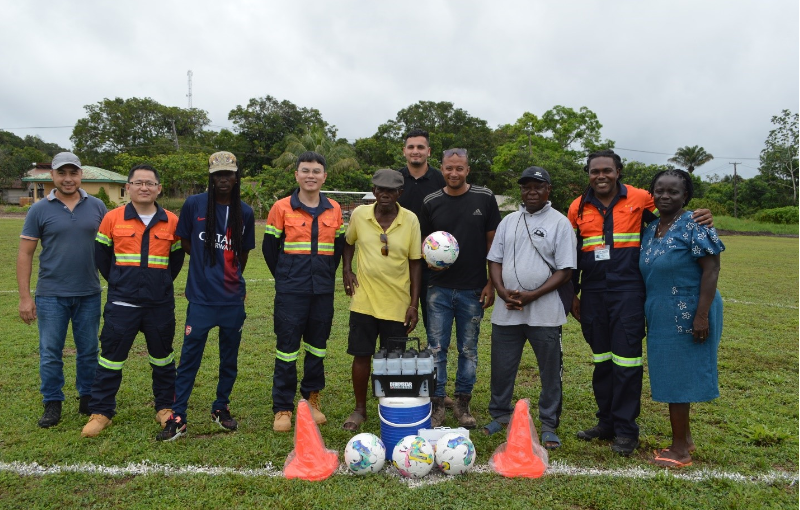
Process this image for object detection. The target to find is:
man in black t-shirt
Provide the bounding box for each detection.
[397,129,445,330]
[420,148,501,429]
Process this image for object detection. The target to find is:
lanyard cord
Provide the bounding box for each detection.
[511,212,541,292]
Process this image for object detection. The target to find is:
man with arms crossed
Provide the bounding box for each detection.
[341,169,422,431]
[420,148,501,429]
[81,165,184,437]
[263,151,345,432]
[483,167,576,450]
[17,152,106,428]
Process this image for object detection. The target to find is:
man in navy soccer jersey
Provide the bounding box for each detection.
[157,151,256,441]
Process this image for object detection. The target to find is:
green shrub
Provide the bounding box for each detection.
[687,198,729,217]
[753,206,799,225]
[92,187,116,210]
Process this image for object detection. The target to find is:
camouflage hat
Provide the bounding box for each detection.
[209,151,238,173]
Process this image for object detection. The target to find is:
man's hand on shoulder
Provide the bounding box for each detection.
[691,209,714,227]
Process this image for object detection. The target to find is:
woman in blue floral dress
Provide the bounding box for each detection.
[639,169,724,469]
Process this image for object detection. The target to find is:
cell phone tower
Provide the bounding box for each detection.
[187,70,193,109]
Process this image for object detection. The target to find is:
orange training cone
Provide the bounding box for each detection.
[489,398,548,478]
[283,399,339,481]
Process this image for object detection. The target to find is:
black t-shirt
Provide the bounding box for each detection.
[397,165,445,218]
[420,185,501,289]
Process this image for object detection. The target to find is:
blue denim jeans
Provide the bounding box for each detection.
[426,286,484,397]
[35,293,101,402]
[173,303,246,423]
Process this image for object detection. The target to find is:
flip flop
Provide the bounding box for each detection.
[652,448,692,469]
[482,419,508,436]
[541,431,562,450]
[342,411,366,432]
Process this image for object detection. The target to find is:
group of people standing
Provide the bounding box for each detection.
[18,130,724,468]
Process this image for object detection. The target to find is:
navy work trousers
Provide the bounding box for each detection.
[579,290,645,439]
[89,303,176,418]
[272,293,333,413]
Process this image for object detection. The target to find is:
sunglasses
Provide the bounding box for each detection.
[443,148,468,159]
[380,233,389,256]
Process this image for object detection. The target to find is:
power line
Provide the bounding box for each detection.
[614,146,759,161]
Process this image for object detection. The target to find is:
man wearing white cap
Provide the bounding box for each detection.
[17,152,107,428]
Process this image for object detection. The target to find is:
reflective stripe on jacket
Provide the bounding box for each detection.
[568,183,658,292]
[95,202,184,306]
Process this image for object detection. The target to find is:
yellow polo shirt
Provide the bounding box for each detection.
[345,203,422,322]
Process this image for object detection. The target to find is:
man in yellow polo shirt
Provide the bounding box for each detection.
[341,169,422,431]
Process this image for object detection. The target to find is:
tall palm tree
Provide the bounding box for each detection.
[668,145,714,173]
[273,127,359,174]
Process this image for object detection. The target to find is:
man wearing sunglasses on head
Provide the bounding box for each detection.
[420,148,501,429]
[341,169,422,431]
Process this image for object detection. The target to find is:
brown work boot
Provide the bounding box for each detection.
[81,414,112,438]
[453,393,477,429]
[273,411,292,432]
[306,392,327,425]
[444,395,455,409]
[155,408,173,429]
[431,396,446,427]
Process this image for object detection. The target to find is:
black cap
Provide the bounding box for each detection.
[518,166,551,185]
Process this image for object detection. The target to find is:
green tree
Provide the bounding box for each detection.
[71,97,211,168]
[668,145,714,174]
[759,109,798,203]
[228,96,333,177]
[357,101,495,187]
[273,127,368,191]
[113,152,209,197]
[490,106,614,210]
[0,131,65,188]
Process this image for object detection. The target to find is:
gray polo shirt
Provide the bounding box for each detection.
[21,189,107,297]
[487,202,576,327]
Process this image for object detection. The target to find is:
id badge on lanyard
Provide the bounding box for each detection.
[594,244,610,261]
[594,206,611,261]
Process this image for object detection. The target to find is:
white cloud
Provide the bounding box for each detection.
[1,0,796,178]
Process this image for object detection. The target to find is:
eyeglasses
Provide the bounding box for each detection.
[380,233,389,256]
[297,168,324,176]
[443,148,468,159]
[129,181,159,188]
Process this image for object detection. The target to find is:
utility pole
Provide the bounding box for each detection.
[729,162,740,218]
[186,70,193,109]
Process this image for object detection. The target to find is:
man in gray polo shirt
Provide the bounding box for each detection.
[17,152,107,428]
[482,166,576,450]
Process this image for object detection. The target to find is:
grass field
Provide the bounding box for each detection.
[0,217,797,509]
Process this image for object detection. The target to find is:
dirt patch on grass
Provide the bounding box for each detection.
[716,229,798,238]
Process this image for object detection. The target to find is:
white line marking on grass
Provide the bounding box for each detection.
[2,460,796,487]
[721,298,798,310]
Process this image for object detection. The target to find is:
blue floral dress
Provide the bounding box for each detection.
[639,211,725,403]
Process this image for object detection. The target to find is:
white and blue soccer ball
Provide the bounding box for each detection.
[344,433,386,475]
[391,435,435,478]
[423,231,460,268]
[435,432,476,475]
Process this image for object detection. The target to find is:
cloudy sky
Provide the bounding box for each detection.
[2,0,797,179]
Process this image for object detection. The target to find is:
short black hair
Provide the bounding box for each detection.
[649,169,694,207]
[296,151,327,172]
[128,164,160,182]
[404,129,430,144]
